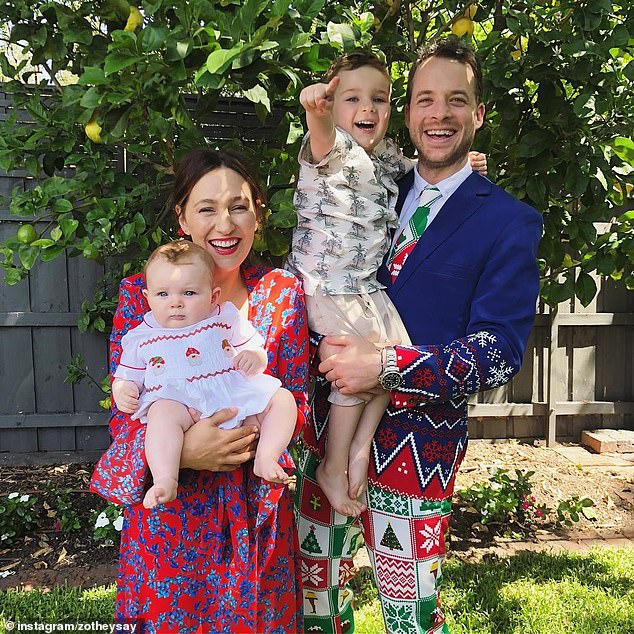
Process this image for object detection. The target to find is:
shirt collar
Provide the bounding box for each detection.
[412,159,473,201]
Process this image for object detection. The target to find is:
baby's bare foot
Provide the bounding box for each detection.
[254,456,290,484]
[316,461,365,517]
[143,477,178,509]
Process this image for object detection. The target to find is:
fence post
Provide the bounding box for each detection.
[546,305,559,446]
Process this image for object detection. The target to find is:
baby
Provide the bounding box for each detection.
[112,240,297,508]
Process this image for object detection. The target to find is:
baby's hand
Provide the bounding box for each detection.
[300,77,339,116]
[233,349,267,377]
[112,379,140,414]
[469,151,487,176]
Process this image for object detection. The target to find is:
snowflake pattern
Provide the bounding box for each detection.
[418,521,441,553]
[301,561,325,586]
[486,359,516,387]
[467,331,497,347]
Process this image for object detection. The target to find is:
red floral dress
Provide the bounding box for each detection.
[90,264,309,634]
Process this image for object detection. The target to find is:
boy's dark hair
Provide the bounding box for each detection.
[406,36,483,105]
[322,50,389,83]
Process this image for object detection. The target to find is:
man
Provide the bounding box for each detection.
[296,37,542,634]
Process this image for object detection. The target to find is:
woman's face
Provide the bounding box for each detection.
[177,167,258,277]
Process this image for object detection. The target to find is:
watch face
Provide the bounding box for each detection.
[380,372,402,390]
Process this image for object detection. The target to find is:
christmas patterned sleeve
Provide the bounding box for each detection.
[90,274,150,505]
[391,211,542,409]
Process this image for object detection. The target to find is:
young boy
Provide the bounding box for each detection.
[288,51,485,516]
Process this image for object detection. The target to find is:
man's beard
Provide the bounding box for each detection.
[416,133,474,170]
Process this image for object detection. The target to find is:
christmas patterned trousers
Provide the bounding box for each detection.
[296,450,451,634]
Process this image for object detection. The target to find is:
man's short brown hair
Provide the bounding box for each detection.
[323,50,390,84]
[406,36,483,105]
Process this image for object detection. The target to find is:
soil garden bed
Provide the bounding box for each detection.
[0,441,632,590]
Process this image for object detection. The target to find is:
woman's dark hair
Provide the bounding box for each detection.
[171,147,266,220]
[406,36,483,105]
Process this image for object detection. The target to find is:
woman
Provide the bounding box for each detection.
[90,148,309,633]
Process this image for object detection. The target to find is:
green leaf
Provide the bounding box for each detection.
[611,137,634,167]
[60,219,79,238]
[104,52,141,76]
[243,84,271,112]
[206,46,243,75]
[325,22,356,51]
[18,245,38,270]
[142,26,170,51]
[79,67,108,85]
[52,199,73,213]
[575,271,597,307]
[3,267,23,285]
[517,130,551,158]
[50,226,63,241]
[266,228,290,256]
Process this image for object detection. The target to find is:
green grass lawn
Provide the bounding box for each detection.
[2,548,633,633]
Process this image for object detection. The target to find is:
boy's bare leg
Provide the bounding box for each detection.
[315,402,367,516]
[347,392,390,500]
[143,399,194,509]
[252,388,297,484]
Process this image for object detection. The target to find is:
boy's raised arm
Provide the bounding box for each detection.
[300,76,339,163]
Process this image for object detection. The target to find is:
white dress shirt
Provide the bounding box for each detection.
[389,160,474,258]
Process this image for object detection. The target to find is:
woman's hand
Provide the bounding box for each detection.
[180,407,259,472]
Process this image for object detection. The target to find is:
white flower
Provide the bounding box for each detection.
[8,493,19,500]
[0,534,9,541]
[19,495,30,503]
[112,515,124,532]
[94,511,110,528]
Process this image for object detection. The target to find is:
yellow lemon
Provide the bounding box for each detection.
[465,4,478,19]
[124,6,143,32]
[452,17,474,37]
[85,119,103,143]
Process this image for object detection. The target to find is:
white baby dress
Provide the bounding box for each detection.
[114,302,281,429]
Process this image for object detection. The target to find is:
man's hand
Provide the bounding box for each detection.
[180,407,259,472]
[233,348,267,377]
[112,379,140,414]
[299,77,339,117]
[318,334,384,396]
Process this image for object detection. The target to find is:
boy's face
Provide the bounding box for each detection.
[331,65,391,154]
[143,257,220,328]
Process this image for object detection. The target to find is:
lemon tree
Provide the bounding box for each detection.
[0,0,632,317]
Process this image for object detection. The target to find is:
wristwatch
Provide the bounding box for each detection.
[379,346,402,390]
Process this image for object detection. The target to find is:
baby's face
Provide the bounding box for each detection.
[144,258,218,328]
[331,65,392,154]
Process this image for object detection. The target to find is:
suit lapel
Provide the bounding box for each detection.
[390,172,492,294]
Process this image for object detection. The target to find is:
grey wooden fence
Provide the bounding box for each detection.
[1,89,632,463]
[471,276,634,443]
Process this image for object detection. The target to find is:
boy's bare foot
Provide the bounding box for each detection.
[347,447,370,501]
[316,460,366,517]
[143,477,179,509]
[253,455,290,484]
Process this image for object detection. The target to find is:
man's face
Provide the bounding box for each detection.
[405,56,485,183]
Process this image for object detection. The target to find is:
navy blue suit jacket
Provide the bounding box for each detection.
[377,169,542,372]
